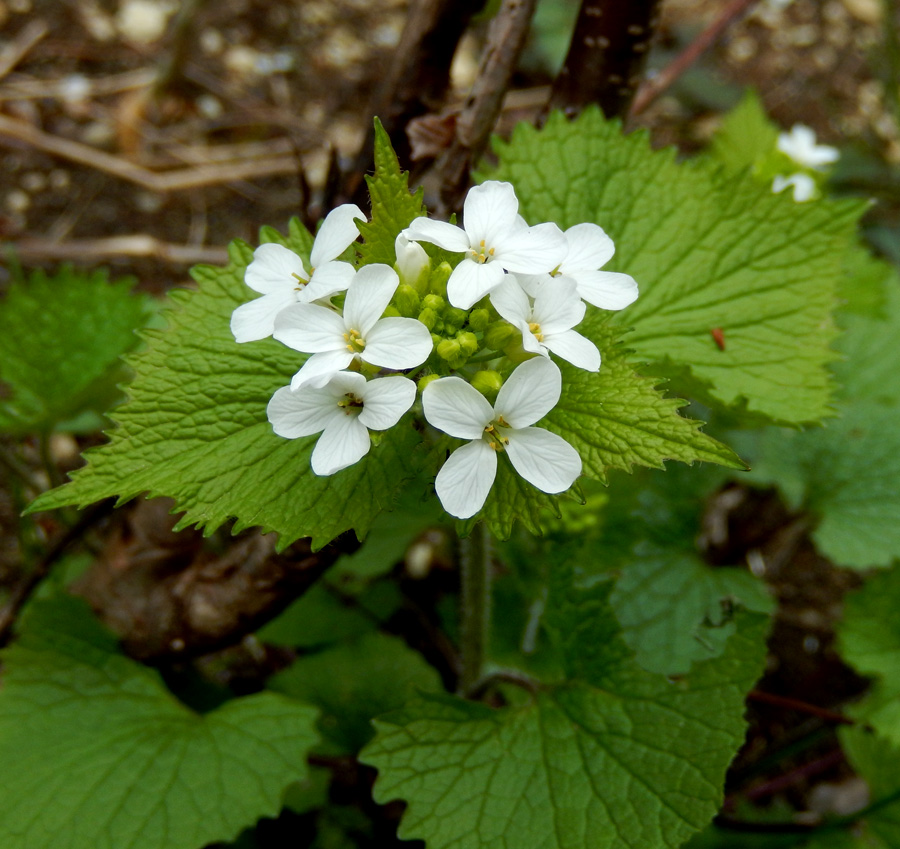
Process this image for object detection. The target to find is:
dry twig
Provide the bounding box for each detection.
[0,19,49,82]
[10,235,229,266]
[0,113,299,193]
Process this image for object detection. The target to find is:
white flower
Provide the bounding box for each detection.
[548,222,639,310]
[777,125,839,170]
[490,276,600,371]
[772,172,817,203]
[231,203,365,343]
[394,232,430,289]
[268,372,416,475]
[422,357,581,518]
[403,181,567,310]
[273,263,433,390]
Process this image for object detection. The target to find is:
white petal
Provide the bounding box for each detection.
[245,243,308,294]
[505,427,581,493]
[516,273,552,298]
[489,275,531,325]
[231,289,296,342]
[274,303,346,353]
[290,349,355,390]
[495,357,561,428]
[518,319,546,356]
[309,204,365,266]
[395,232,430,285]
[358,376,417,430]
[532,277,585,334]
[446,259,505,309]
[267,384,341,438]
[494,222,567,274]
[363,317,433,369]
[544,329,601,371]
[302,261,356,302]
[343,264,399,334]
[561,222,615,272]
[569,270,639,310]
[423,377,494,439]
[463,181,521,247]
[312,414,371,475]
[404,217,470,253]
[435,439,497,519]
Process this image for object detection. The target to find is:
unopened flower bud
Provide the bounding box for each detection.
[445,307,468,331]
[468,308,489,332]
[394,284,420,317]
[470,369,503,399]
[394,232,431,292]
[417,373,441,393]
[418,307,437,331]
[484,320,520,351]
[423,293,445,312]
[428,261,452,298]
[436,338,461,362]
[382,305,401,318]
[457,331,478,357]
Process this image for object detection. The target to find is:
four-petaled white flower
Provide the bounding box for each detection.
[403,181,567,310]
[490,276,601,371]
[231,203,365,343]
[772,172,817,203]
[268,372,416,475]
[543,223,639,310]
[777,125,839,170]
[422,357,581,519]
[274,263,433,390]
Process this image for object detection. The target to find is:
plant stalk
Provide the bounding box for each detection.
[457,521,492,696]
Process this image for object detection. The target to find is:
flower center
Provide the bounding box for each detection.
[468,239,496,265]
[337,392,364,416]
[291,271,309,291]
[528,321,544,343]
[343,328,366,353]
[483,416,511,452]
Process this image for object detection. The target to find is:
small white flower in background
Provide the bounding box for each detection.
[423,357,581,519]
[490,276,601,371]
[231,203,365,343]
[777,125,839,170]
[268,372,416,475]
[403,181,567,310]
[772,172,817,203]
[273,263,433,390]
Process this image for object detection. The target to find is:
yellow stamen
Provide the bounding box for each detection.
[528,322,544,343]
[343,328,366,353]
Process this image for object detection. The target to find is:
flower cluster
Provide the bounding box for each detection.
[233,181,638,519]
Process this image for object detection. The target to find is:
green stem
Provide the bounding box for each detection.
[457,521,492,696]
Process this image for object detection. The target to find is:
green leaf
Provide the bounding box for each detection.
[362,579,768,849]
[356,117,426,267]
[0,595,319,849]
[833,278,900,406]
[545,317,745,481]
[748,401,900,568]
[838,568,900,742]
[269,631,442,755]
[486,108,864,425]
[0,266,155,434]
[27,232,421,550]
[708,89,780,175]
[611,550,773,675]
[839,728,900,849]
